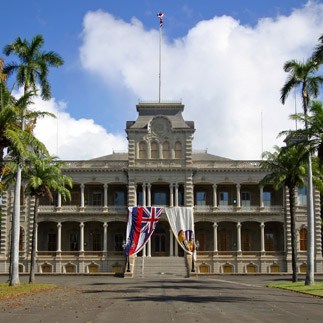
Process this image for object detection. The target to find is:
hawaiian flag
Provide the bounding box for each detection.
[157,12,164,27]
[126,207,163,256]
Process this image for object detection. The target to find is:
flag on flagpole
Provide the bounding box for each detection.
[126,207,163,256]
[157,12,164,27]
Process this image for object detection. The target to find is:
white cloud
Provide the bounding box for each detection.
[79,3,323,160]
[32,96,127,160]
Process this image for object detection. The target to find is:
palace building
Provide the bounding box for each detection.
[0,101,322,276]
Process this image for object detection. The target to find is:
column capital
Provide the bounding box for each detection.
[260,222,265,228]
[213,222,218,228]
[80,222,84,228]
[57,222,62,228]
[236,222,241,228]
[236,183,241,189]
[103,222,108,228]
[213,184,217,189]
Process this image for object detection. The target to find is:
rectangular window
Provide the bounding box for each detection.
[241,192,251,207]
[92,192,102,206]
[137,191,143,206]
[219,192,229,206]
[115,191,125,206]
[298,187,307,206]
[196,192,207,206]
[263,192,271,207]
[153,192,166,206]
[114,234,124,251]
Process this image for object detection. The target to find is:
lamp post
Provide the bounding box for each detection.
[191,240,200,272]
[122,240,130,273]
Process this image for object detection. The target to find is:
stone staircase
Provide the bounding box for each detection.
[133,256,189,278]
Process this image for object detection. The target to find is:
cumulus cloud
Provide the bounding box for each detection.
[32,96,127,160]
[80,2,323,160]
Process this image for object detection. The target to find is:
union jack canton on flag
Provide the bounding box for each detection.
[126,207,163,256]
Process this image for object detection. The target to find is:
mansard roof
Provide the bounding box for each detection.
[90,152,128,161]
[126,101,194,131]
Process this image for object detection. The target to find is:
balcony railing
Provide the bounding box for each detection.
[38,205,127,214]
[194,205,283,214]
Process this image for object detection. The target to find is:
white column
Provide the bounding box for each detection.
[147,183,151,206]
[143,245,146,257]
[103,222,108,252]
[260,185,264,208]
[260,222,265,252]
[169,229,174,256]
[147,239,151,257]
[213,184,217,208]
[169,184,174,207]
[175,240,178,256]
[237,222,241,252]
[213,222,218,252]
[174,184,179,207]
[80,183,85,208]
[57,222,62,252]
[57,193,61,208]
[104,183,108,208]
[236,184,241,208]
[142,183,146,206]
[80,222,84,252]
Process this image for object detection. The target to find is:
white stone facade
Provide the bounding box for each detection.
[0,101,322,274]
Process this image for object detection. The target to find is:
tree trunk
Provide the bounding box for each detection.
[305,154,315,285]
[29,196,38,283]
[289,186,298,282]
[9,165,22,286]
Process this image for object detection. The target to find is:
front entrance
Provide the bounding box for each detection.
[151,221,169,256]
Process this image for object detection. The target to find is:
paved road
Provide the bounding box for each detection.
[0,275,322,322]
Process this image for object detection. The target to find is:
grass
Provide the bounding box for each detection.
[268,281,323,297]
[0,282,56,300]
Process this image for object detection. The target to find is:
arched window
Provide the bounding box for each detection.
[300,227,307,251]
[151,141,158,159]
[139,141,147,159]
[162,141,170,159]
[175,141,182,159]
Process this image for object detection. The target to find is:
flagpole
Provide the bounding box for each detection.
[157,12,164,103]
[159,24,162,103]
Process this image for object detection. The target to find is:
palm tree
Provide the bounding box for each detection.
[280,58,323,285]
[24,155,72,283]
[3,35,63,286]
[3,35,64,100]
[261,145,308,282]
[312,34,323,65]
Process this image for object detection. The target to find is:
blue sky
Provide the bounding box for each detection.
[1,1,322,160]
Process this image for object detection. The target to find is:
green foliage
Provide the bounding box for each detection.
[261,145,308,189]
[3,34,64,99]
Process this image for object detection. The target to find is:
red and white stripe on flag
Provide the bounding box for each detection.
[126,206,163,256]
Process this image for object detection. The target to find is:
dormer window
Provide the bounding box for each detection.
[175,141,182,158]
[151,141,158,159]
[139,141,147,159]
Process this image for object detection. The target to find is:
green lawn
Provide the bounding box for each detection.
[268,281,323,297]
[0,283,56,300]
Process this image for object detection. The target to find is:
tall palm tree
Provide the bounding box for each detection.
[3,34,63,286]
[280,58,323,286]
[24,155,72,283]
[261,145,308,282]
[312,34,323,65]
[3,35,64,100]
